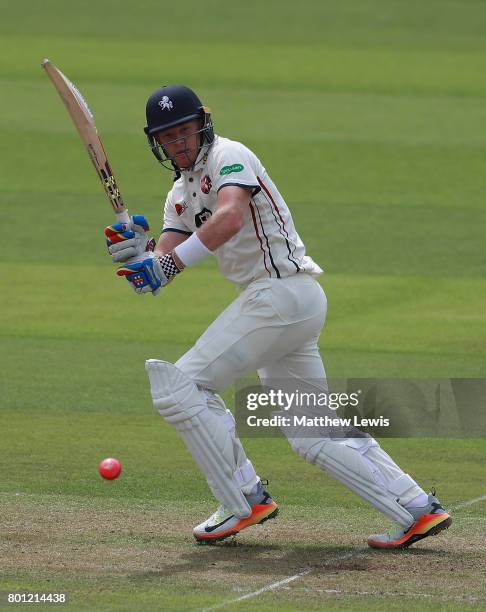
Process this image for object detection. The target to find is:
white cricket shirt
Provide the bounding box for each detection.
[162,135,323,288]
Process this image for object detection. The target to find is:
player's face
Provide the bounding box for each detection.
[155,119,202,169]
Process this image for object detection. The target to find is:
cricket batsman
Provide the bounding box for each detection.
[104,85,452,548]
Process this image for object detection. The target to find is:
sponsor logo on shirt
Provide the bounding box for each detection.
[219,163,244,176]
[201,175,212,194]
[175,201,188,216]
[195,207,212,227]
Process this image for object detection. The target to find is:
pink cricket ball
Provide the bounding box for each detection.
[98,457,122,480]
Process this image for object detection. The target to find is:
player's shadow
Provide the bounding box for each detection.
[126,542,396,580]
[126,538,463,582]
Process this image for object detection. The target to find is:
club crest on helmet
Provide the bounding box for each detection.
[158,96,174,111]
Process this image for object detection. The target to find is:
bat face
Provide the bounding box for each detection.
[42,59,129,222]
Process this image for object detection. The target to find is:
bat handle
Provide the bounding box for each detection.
[116,210,130,224]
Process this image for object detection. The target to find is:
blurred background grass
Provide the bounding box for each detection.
[0,0,485,497]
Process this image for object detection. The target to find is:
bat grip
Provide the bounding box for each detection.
[116,210,130,224]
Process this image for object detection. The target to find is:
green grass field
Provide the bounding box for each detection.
[1,1,485,610]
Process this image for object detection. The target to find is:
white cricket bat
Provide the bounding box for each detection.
[41,59,130,224]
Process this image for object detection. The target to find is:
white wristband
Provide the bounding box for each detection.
[174,233,212,267]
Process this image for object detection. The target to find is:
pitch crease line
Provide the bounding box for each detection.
[198,492,486,611]
[451,493,486,510]
[199,549,363,611]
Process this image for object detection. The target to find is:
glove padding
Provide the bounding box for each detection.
[116,251,180,296]
[105,215,154,263]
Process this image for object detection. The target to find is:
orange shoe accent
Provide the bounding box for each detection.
[195,501,278,542]
[368,512,452,549]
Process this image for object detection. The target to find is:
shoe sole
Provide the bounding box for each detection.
[368,513,452,550]
[194,504,279,545]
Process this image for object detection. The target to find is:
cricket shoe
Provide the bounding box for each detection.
[368,491,452,550]
[193,482,278,544]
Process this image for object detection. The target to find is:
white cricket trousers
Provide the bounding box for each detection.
[174,273,423,523]
[176,273,327,389]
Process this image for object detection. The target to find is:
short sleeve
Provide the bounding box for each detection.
[211,141,260,194]
[161,189,192,236]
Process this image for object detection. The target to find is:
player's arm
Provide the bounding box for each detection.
[196,185,250,250]
[172,186,250,269]
[154,230,190,255]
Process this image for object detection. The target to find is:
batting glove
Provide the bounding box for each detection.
[104,214,155,263]
[116,251,182,296]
